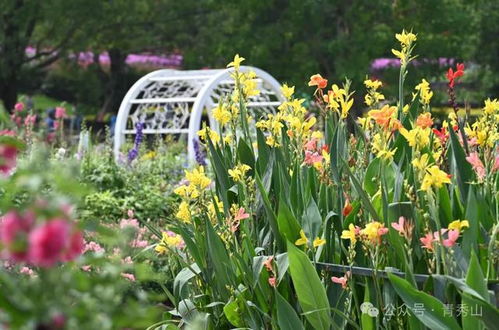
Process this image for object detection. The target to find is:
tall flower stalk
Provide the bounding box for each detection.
[127,122,144,163]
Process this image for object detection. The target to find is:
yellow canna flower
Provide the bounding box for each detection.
[448,220,469,232]
[281,84,295,99]
[341,224,358,244]
[295,230,309,246]
[227,54,245,70]
[399,127,430,150]
[228,163,251,182]
[176,201,191,223]
[483,98,499,115]
[360,221,388,244]
[421,166,451,191]
[395,30,417,47]
[412,153,430,171]
[415,79,433,105]
[313,237,326,248]
[197,126,220,144]
[212,104,232,126]
[364,79,382,90]
[185,166,211,190]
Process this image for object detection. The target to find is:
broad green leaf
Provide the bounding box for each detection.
[302,197,322,241]
[223,299,244,328]
[388,273,461,330]
[361,280,374,330]
[173,263,201,299]
[287,242,331,330]
[276,291,304,330]
[463,251,489,329]
[277,201,301,244]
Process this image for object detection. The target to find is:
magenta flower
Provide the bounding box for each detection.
[14,102,24,112]
[303,150,323,166]
[0,211,34,261]
[55,107,67,119]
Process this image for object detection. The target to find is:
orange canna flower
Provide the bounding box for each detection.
[342,199,353,217]
[416,112,433,129]
[308,74,328,89]
[368,105,399,130]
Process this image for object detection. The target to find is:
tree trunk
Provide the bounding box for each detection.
[98,48,128,119]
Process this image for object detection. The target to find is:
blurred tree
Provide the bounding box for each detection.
[79,0,208,116]
[0,0,97,111]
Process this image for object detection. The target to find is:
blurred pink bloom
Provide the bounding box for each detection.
[0,131,18,175]
[84,241,104,253]
[20,266,34,276]
[303,151,323,166]
[53,121,60,130]
[493,153,499,172]
[14,102,24,112]
[131,239,148,248]
[24,115,36,126]
[81,265,92,272]
[304,138,318,151]
[466,152,486,180]
[62,230,84,262]
[234,207,250,221]
[120,218,140,229]
[121,273,136,281]
[28,219,69,267]
[51,313,66,328]
[420,232,434,251]
[127,209,134,218]
[331,271,351,289]
[55,107,66,119]
[442,229,460,248]
[268,277,277,287]
[0,211,34,261]
[378,227,389,236]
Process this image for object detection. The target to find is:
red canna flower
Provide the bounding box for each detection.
[308,74,328,89]
[446,63,465,88]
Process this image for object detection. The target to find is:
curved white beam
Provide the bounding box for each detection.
[114,66,284,164]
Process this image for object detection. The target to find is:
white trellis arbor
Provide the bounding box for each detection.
[114,66,284,162]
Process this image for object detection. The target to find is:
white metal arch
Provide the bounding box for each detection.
[114,66,284,163]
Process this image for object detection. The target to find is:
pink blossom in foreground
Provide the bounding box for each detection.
[0,211,34,261]
[466,152,486,180]
[268,277,277,287]
[442,229,460,248]
[20,266,35,276]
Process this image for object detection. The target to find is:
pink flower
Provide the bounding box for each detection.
[234,207,250,221]
[28,219,68,267]
[420,232,434,251]
[62,229,84,262]
[304,138,318,151]
[81,265,92,272]
[331,271,351,289]
[0,211,34,261]
[268,277,277,287]
[442,229,460,248]
[55,107,66,119]
[120,218,140,229]
[14,102,24,112]
[20,266,35,276]
[121,273,136,281]
[303,151,323,166]
[122,256,133,264]
[378,227,389,236]
[53,121,60,130]
[493,153,499,172]
[466,152,486,180]
[127,209,134,218]
[0,132,18,175]
[84,241,104,253]
[24,115,36,126]
[391,217,405,235]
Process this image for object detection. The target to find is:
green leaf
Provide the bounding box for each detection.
[388,273,461,330]
[223,299,244,328]
[276,291,304,330]
[277,201,301,244]
[302,197,322,241]
[463,251,489,329]
[448,128,473,203]
[173,263,201,299]
[287,241,331,330]
[361,280,374,330]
